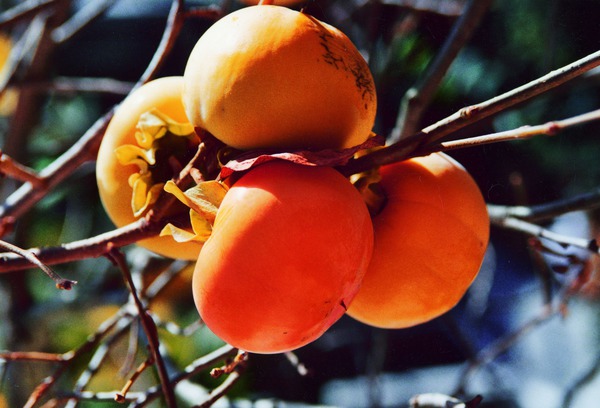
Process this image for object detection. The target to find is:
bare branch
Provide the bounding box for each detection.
[455,304,559,395]
[342,49,600,176]
[51,0,118,44]
[0,239,76,289]
[194,370,244,408]
[391,0,493,142]
[490,216,599,255]
[106,247,177,408]
[0,109,112,223]
[129,344,238,407]
[434,107,600,152]
[420,49,600,142]
[137,0,185,86]
[0,216,157,272]
[0,351,67,363]
[380,0,466,16]
[0,0,57,29]
[0,0,185,226]
[0,150,43,185]
[487,188,600,223]
[17,77,134,96]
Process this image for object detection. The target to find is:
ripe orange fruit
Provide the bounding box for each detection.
[96,77,202,260]
[183,5,377,151]
[347,153,489,329]
[193,161,374,353]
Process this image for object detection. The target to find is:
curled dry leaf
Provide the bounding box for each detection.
[160,180,229,244]
[218,132,385,180]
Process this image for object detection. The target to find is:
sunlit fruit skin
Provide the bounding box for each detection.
[96,77,201,260]
[183,5,377,151]
[347,153,489,329]
[193,161,374,353]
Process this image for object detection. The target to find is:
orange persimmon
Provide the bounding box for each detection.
[193,161,374,353]
[183,5,377,151]
[347,153,489,329]
[96,76,202,260]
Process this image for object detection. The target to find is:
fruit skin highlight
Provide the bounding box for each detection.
[347,153,490,329]
[183,5,377,151]
[96,76,201,260]
[193,161,374,353]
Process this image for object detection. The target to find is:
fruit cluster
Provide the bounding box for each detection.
[96,4,489,354]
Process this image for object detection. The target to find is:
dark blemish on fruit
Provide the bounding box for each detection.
[317,32,375,104]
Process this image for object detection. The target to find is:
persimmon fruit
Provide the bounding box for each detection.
[193,161,374,353]
[347,153,489,329]
[183,5,377,151]
[96,76,202,260]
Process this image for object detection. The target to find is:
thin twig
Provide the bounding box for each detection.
[0,207,198,272]
[561,351,600,408]
[284,351,309,376]
[455,304,559,395]
[0,351,67,362]
[342,49,600,176]
[129,344,238,408]
[380,0,466,16]
[0,150,43,185]
[23,307,131,408]
[420,49,600,142]
[107,247,177,408]
[391,0,493,142]
[491,216,599,255]
[115,356,155,403]
[0,0,57,29]
[63,313,135,408]
[0,0,185,227]
[194,370,244,408]
[182,4,222,20]
[487,188,600,223]
[51,0,117,44]
[436,107,600,153]
[0,239,76,289]
[137,0,185,86]
[0,108,112,223]
[18,77,134,96]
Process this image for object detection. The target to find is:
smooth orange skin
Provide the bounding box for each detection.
[347,153,490,329]
[193,161,374,353]
[183,5,377,151]
[96,77,202,260]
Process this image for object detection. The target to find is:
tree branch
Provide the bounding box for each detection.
[107,248,177,408]
[391,0,493,142]
[342,49,600,176]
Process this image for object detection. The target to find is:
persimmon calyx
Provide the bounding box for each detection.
[350,147,387,216]
[114,109,198,218]
[160,180,229,243]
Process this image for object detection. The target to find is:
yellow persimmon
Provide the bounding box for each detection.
[96,76,203,260]
[183,5,377,151]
